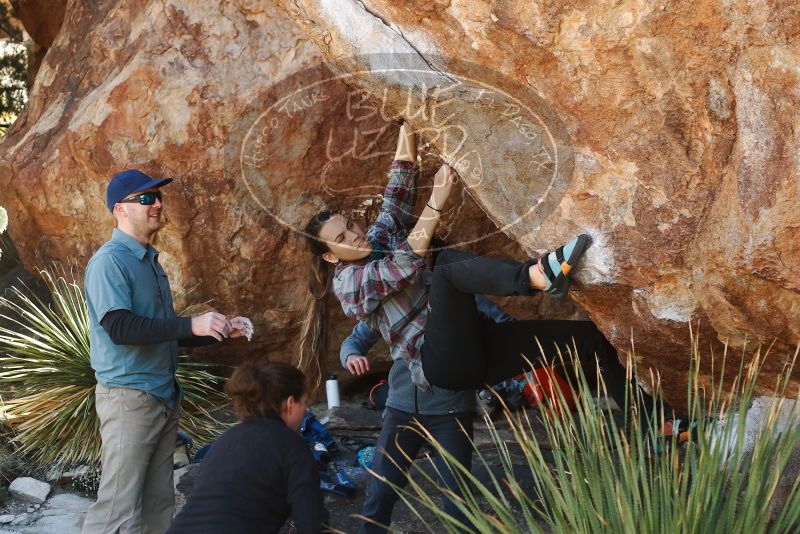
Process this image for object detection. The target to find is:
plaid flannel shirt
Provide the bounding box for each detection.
[332,160,431,389]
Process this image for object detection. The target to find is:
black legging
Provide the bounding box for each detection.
[421,249,662,417]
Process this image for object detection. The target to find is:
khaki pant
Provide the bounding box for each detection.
[82,385,179,534]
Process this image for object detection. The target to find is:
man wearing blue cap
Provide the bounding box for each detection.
[81,169,254,534]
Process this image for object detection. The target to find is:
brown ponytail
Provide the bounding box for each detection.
[225,359,306,421]
[298,211,334,390]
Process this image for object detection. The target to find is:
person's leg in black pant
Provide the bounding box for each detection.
[420,249,666,423]
[422,249,537,390]
[426,412,475,533]
[361,408,425,534]
[361,408,477,534]
[576,328,669,423]
[483,320,671,427]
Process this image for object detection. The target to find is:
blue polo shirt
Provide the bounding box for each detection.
[85,228,182,408]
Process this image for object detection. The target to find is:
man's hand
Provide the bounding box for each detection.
[346,355,370,376]
[228,316,254,341]
[191,312,230,341]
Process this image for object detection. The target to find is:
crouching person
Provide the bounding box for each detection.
[168,360,330,534]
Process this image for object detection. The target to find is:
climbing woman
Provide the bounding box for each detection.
[298,121,602,395]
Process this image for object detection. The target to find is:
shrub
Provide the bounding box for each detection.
[391,335,800,534]
[0,267,230,470]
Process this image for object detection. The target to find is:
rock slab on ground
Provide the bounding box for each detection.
[26,494,90,534]
[173,463,202,518]
[325,406,383,431]
[0,490,91,533]
[10,513,37,527]
[8,479,50,504]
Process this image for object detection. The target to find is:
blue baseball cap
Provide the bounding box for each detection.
[106,169,173,212]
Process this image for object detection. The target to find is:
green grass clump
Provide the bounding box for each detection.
[391,333,800,534]
[0,267,230,470]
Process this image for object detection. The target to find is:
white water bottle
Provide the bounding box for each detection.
[325,374,340,409]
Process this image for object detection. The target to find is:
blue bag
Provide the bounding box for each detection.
[300,410,338,452]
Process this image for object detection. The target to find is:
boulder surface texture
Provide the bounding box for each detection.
[0,0,580,392]
[1,0,798,403]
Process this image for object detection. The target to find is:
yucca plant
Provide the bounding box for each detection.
[0,267,231,470]
[387,331,800,534]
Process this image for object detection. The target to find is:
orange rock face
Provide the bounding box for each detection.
[0,0,581,391]
[3,0,797,403]
[272,0,800,402]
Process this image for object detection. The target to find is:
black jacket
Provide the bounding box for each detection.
[168,417,328,533]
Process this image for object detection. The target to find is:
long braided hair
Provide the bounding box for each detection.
[298,211,334,390]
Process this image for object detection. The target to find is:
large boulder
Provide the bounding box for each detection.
[5,0,795,405]
[0,0,579,392]
[273,0,800,403]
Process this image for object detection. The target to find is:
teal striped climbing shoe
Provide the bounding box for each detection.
[539,234,591,298]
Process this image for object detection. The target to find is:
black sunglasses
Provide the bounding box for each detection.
[120,191,162,205]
